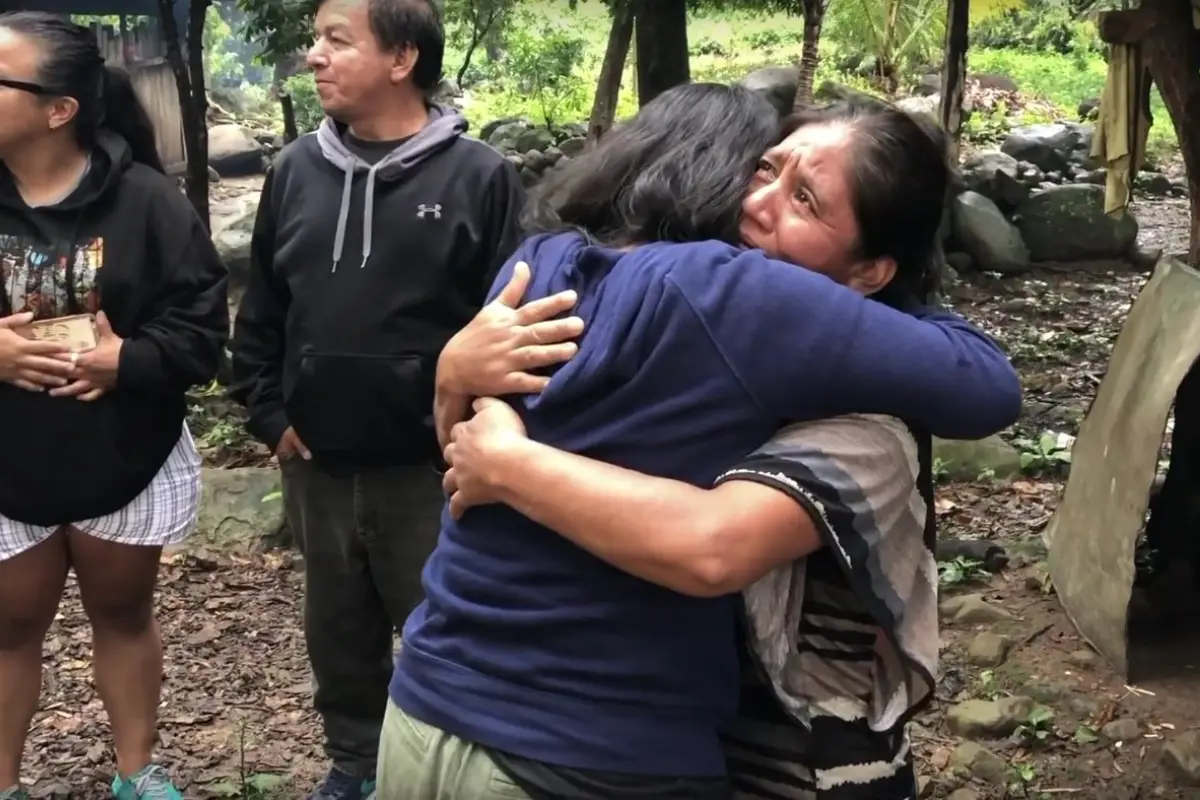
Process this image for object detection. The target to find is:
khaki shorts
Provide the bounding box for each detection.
[376,699,532,800]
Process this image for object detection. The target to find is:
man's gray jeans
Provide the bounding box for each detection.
[281,456,445,779]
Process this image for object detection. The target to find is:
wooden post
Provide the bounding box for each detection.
[1096,3,1199,263]
[938,0,970,160]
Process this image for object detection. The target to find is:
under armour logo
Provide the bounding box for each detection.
[417,203,442,219]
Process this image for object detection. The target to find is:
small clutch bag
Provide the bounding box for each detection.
[15,313,99,353]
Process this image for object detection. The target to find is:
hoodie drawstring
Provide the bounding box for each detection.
[331,164,355,273]
[360,165,377,269]
[330,162,380,273]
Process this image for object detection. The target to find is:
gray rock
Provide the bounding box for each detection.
[1016,184,1139,262]
[972,72,1019,93]
[210,198,259,303]
[895,95,940,120]
[487,120,533,153]
[480,116,526,142]
[515,127,556,153]
[949,741,1008,783]
[558,136,588,157]
[195,467,285,551]
[1163,731,1200,785]
[208,123,268,178]
[1101,718,1141,742]
[519,166,540,188]
[933,435,1022,480]
[961,151,1029,210]
[1001,122,1089,174]
[740,66,801,115]
[939,593,1016,625]
[945,252,973,274]
[952,191,1029,273]
[945,696,1034,739]
[1136,172,1175,196]
[1066,649,1099,669]
[966,632,1013,667]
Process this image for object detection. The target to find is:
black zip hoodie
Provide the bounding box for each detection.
[230,107,525,468]
[0,132,229,526]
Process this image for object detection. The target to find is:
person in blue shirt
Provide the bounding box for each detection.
[379,84,1020,800]
[432,98,966,800]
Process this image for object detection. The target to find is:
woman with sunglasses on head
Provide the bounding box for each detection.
[0,14,228,800]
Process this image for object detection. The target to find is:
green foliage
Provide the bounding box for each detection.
[284,72,325,134]
[237,0,316,65]
[1014,705,1056,747]
[938,556,990,587]
[485,14,591,127]
[971,0,1102,56]
[1014,431,1073,475]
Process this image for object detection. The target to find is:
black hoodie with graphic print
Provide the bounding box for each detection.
[0,132,229,526]
[230,107,525,468]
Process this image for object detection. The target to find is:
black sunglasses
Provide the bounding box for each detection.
[0,78,48,95]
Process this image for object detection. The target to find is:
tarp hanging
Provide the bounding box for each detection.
[1090,42,1152,217]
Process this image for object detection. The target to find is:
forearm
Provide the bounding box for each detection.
[482,439,742,596]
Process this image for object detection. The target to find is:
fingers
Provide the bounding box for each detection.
[471,396,506,414]
[517,342,578,371]
[49,379,95,398]
[8,378,42,392]
[495,262,532,308]
[21,355,75,378]
[293,435,312,461]
[448,491,466,520]
[522,316,584,346]
[79,387,106,402]
[0,312,33,329]
[94,311,114,338]
[442,466,458,496]
[17,367,69,387]
[514,291,578,325]
[16,339,72,356]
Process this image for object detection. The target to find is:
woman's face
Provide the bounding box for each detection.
[0,29,76,155]
[739,122,894,294]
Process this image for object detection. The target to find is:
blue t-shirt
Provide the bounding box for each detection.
[391,232,1020,777]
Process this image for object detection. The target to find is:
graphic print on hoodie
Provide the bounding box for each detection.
[0,132,228,527]
[230,106,526,468]
[0,234,104,318]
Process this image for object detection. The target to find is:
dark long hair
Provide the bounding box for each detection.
[0,12,164,173]
[524,83,779,247]
[782,96,949,308]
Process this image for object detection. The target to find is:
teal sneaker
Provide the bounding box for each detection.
[0,786,31,800]
[111,765,183,800]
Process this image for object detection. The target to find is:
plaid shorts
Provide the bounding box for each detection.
[0,424,201,562]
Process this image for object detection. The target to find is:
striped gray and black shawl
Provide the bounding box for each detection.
[715,414,937,800]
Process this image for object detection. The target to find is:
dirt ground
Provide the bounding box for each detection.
[21,193,1200,798]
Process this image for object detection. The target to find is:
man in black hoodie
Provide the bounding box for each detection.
[228,1,525,797]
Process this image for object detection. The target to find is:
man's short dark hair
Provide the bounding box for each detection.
[367,0,444,91]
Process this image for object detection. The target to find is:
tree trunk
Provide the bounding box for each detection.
[159,0,211,229]
[793,0,824,110]
[588,0,634,143]
[633,0,689,107]
[273,60,299,143]
[937,0,970,160]
[279,92,298,142]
